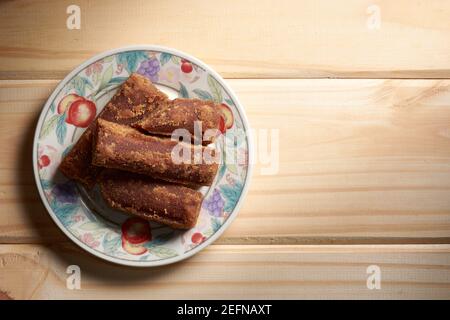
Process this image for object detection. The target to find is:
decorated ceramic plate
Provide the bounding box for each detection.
[33,45,252,267]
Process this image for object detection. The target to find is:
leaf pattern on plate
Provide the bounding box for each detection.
[117,51,148,74]
[193,89,214,101]
[146,245,178,259]
[98,64,113,91]
[179,82,189,98]
[70,75,94,96]
[50,102,56,113]
[151,231,175,245]
[41,179,53,190]
[211,217,222,233]
[171,55,181,65]
[61,145,73,159]
[56,113,67,145]
[220,182,243,213]
[79,221,104,231]
[40,114,60,139]
[225,98,235,107]
[51,200,79,227]
[103,232,122,255]
[207,74,223,103]
[160,52,172,65]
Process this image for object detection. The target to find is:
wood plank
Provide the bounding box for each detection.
[0,244,449,299]
[232,78,450,243]
[1,79,450,244]
[1,0,450,79]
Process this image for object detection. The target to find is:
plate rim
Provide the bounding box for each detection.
[32,45,254,267]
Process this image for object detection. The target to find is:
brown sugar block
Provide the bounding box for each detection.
[133,98,222,145]
[57,127,100,187]
[100,73,168,125]
[99,169,203,229]
[59,73,168,187]
[92,119,219,187]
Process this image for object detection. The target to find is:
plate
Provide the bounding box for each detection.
[33,45,252,267]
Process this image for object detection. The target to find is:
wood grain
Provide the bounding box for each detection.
[0,244,449,299]
[1,0,450,79]
[1,79,450,244]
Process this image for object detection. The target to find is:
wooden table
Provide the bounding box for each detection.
[1,0,450,299]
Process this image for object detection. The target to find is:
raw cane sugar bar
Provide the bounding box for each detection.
[58,127,101,187]
[92,119,219,187]
[99,169,203,229]
[99,73,168,125]
[93,119,219,186]
[59,73,168,187]
[133,98,223,145]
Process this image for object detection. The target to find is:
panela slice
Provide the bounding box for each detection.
[99,169,202,229]
[133,98,222,145]
[92,119,219,187]
[59,73,168,187]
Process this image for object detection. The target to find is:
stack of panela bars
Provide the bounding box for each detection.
[59,73,223,229]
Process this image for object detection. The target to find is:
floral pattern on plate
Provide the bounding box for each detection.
[34,47,250,266]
